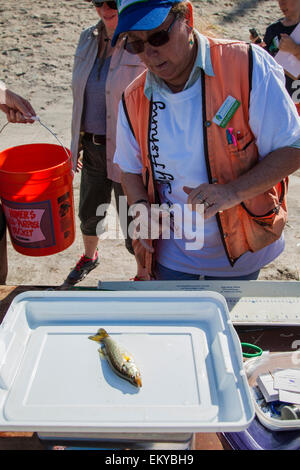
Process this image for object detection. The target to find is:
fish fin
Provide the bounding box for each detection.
[98,347,105,358]
[135,375,142,388]
[88,328,109,343]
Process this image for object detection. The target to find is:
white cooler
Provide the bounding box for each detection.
[0,290,254,449]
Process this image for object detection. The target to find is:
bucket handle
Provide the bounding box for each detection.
[0,118,73,176]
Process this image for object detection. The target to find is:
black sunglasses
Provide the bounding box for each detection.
[92,1,117,9]
[124,16,178,55]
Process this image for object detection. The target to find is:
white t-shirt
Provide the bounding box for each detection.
[114,44,300,276]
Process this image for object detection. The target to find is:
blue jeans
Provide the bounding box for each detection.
[154,262,260,281]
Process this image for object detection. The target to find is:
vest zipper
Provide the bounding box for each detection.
[201,70,235,267]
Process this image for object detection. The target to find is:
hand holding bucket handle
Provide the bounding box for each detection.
[0,82,36,124]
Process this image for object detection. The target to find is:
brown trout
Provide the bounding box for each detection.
[89,328,142,388]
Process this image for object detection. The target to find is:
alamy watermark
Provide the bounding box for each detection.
[292,80,300,105]
[95,196,205,251]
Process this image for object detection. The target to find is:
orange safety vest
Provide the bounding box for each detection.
[123,38,288,278]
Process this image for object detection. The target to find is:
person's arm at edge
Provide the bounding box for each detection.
[0,80,36,123]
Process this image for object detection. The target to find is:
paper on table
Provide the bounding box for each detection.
[274,23,300,80]
[257,372,279,402]
[279,389,300,405]
[273,368,300,393]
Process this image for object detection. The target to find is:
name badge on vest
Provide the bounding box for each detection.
[212,96,240,128]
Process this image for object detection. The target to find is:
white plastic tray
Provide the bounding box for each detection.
[0,290,254,433]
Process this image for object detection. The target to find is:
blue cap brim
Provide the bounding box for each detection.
[111,4,173,46]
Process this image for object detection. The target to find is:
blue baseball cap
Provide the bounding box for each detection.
[111,0,182,46]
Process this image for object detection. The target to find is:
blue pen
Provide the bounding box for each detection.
[226,129,233,144]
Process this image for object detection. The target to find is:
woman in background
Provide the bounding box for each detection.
[64,0,145,285]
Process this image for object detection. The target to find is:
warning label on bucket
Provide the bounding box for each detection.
[1,198,56,248]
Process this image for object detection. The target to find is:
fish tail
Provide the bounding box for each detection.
[88,328,109,343]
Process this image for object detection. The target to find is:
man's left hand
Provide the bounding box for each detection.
[183,183,240,219]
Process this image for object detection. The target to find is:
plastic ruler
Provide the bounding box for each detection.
[98,280,300,325]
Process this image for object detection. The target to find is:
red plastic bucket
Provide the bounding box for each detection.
[0,143,75,256]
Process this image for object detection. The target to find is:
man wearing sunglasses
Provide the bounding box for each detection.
[113,0,300,281]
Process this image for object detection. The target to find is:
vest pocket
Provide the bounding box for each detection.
[225,132,288,253]
[226,130,287,222]
[239,180,288,252]
[227,134,258,177]
[241,180,287,223]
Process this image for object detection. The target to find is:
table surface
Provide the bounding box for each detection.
[0,285,299,450]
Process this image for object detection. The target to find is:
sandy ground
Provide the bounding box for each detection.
[0,0,300,287]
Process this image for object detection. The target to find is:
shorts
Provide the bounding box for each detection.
[78,134,133,254]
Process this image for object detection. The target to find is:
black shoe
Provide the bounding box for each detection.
[64,251,99,285]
